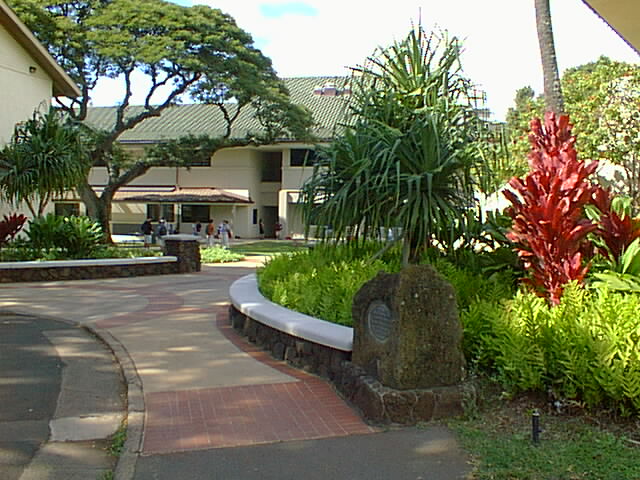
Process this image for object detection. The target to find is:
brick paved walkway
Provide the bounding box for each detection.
[0,265,375,457]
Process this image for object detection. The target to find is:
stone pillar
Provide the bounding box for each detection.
[351,264,465,390]
[163,234,201,273]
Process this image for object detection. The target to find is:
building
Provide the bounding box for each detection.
[582,0,640,55]
[74,77,351,239]
[0,0,79,145]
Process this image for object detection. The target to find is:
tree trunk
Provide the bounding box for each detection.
[535,0,564,114]
[78,182,114,243]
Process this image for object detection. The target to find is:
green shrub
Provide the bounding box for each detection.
[258,245,391,326]
[200,246,244,263]
[474,284,640,414]
[259,242,640,415]
[26,214,103,259]
[92,246,161,259]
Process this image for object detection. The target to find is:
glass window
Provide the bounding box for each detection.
[262,151,283,181]
[181,205,210,223]
[290,149,317,167]
[147,204,175,222]
[185,156,211,167]
[54,202,80,217]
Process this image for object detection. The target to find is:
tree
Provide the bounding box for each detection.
[506,57,640,208]
[0,108,90,217]
[8,0,312,238]
[301,26,489,265]
[534,0,564,114]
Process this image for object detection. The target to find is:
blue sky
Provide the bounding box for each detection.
[259,2,317,18]
[91,1,638,121]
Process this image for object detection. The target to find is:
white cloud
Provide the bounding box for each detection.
[92,0,639,121]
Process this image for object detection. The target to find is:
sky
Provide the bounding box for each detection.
[92,0,639,122]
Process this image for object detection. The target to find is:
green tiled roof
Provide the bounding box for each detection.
[84,76,351,144]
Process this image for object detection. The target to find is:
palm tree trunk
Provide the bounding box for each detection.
[535,0,564,114]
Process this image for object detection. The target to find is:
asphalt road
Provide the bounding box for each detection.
[0,313,65,480]
[134,426,471,480]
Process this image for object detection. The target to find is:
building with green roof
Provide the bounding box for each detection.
[74,76,351,240]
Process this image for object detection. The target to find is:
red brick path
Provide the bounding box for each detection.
[142,306,374,454]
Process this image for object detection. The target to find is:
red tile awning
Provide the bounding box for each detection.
[94,186,253,204]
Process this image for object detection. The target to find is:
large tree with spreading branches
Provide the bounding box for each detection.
[8,0,312,238]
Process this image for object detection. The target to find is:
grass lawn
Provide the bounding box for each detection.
[229,240,310,256]
[449,387,640,480]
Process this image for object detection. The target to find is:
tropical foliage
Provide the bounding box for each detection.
[0,213,27,247]
[8,0,312,238]
[504,113,598,304]
[300,25,491,264]
[506,57,640,208]
[0,108,89,217]
[259,242,640,415]
[200,246,244,264]
[25,213,104,259]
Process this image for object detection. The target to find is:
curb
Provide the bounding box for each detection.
[96,328,144,480]
[0,308,143,480]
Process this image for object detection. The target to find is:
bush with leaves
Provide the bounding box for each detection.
[504,113,599,304]
[476,284,640,415]
[0,213,27,247]
[26,214,103,259]
[200,246,244,264]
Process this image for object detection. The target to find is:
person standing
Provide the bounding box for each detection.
[259,218,264,239]
[140,218,153,247]
[156,219,168,247]
[206,219,216,247]
[220,220,232,248]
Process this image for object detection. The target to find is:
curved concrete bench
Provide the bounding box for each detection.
[229,273,353,352]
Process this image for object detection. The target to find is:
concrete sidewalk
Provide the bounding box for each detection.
[0,261,471,479]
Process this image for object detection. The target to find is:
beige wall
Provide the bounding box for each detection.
[0,23,52,145]
[281,148,314,190]
[86,144,323,239]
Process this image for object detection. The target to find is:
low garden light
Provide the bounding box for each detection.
[532,409,541,445]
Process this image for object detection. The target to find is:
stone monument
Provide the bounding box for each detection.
[352,264,465,390]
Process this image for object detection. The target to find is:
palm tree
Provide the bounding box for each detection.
[535,0,564,114]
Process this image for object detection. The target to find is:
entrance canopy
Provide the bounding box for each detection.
[94,186,253,205]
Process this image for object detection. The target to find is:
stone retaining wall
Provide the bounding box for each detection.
[229,305,473,425]
[0,260,178,283]
[229,306,351,379]
[0,236,201,283]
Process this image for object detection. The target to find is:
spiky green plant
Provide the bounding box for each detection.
[301,24,491,265]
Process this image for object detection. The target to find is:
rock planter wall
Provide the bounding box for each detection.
[334,363,475,425]
[229,274,474,425]
[229,306,351,379]
[0,236,201,283]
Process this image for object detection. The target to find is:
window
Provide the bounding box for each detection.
[290,149,317,167]
[181,205,210,223]
[147,204,175,222]
[261,151,282,182]
[54,202,80,217]
[252,208,258,225]
[184,156,211,167]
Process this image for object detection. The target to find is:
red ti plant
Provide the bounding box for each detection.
[503,112,599,305]
[0,213,27,247]
[591,186,640,260]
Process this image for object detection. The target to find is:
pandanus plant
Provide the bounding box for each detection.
[301,24,489,265]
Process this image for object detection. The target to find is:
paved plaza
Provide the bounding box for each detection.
[0,260,471,479]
